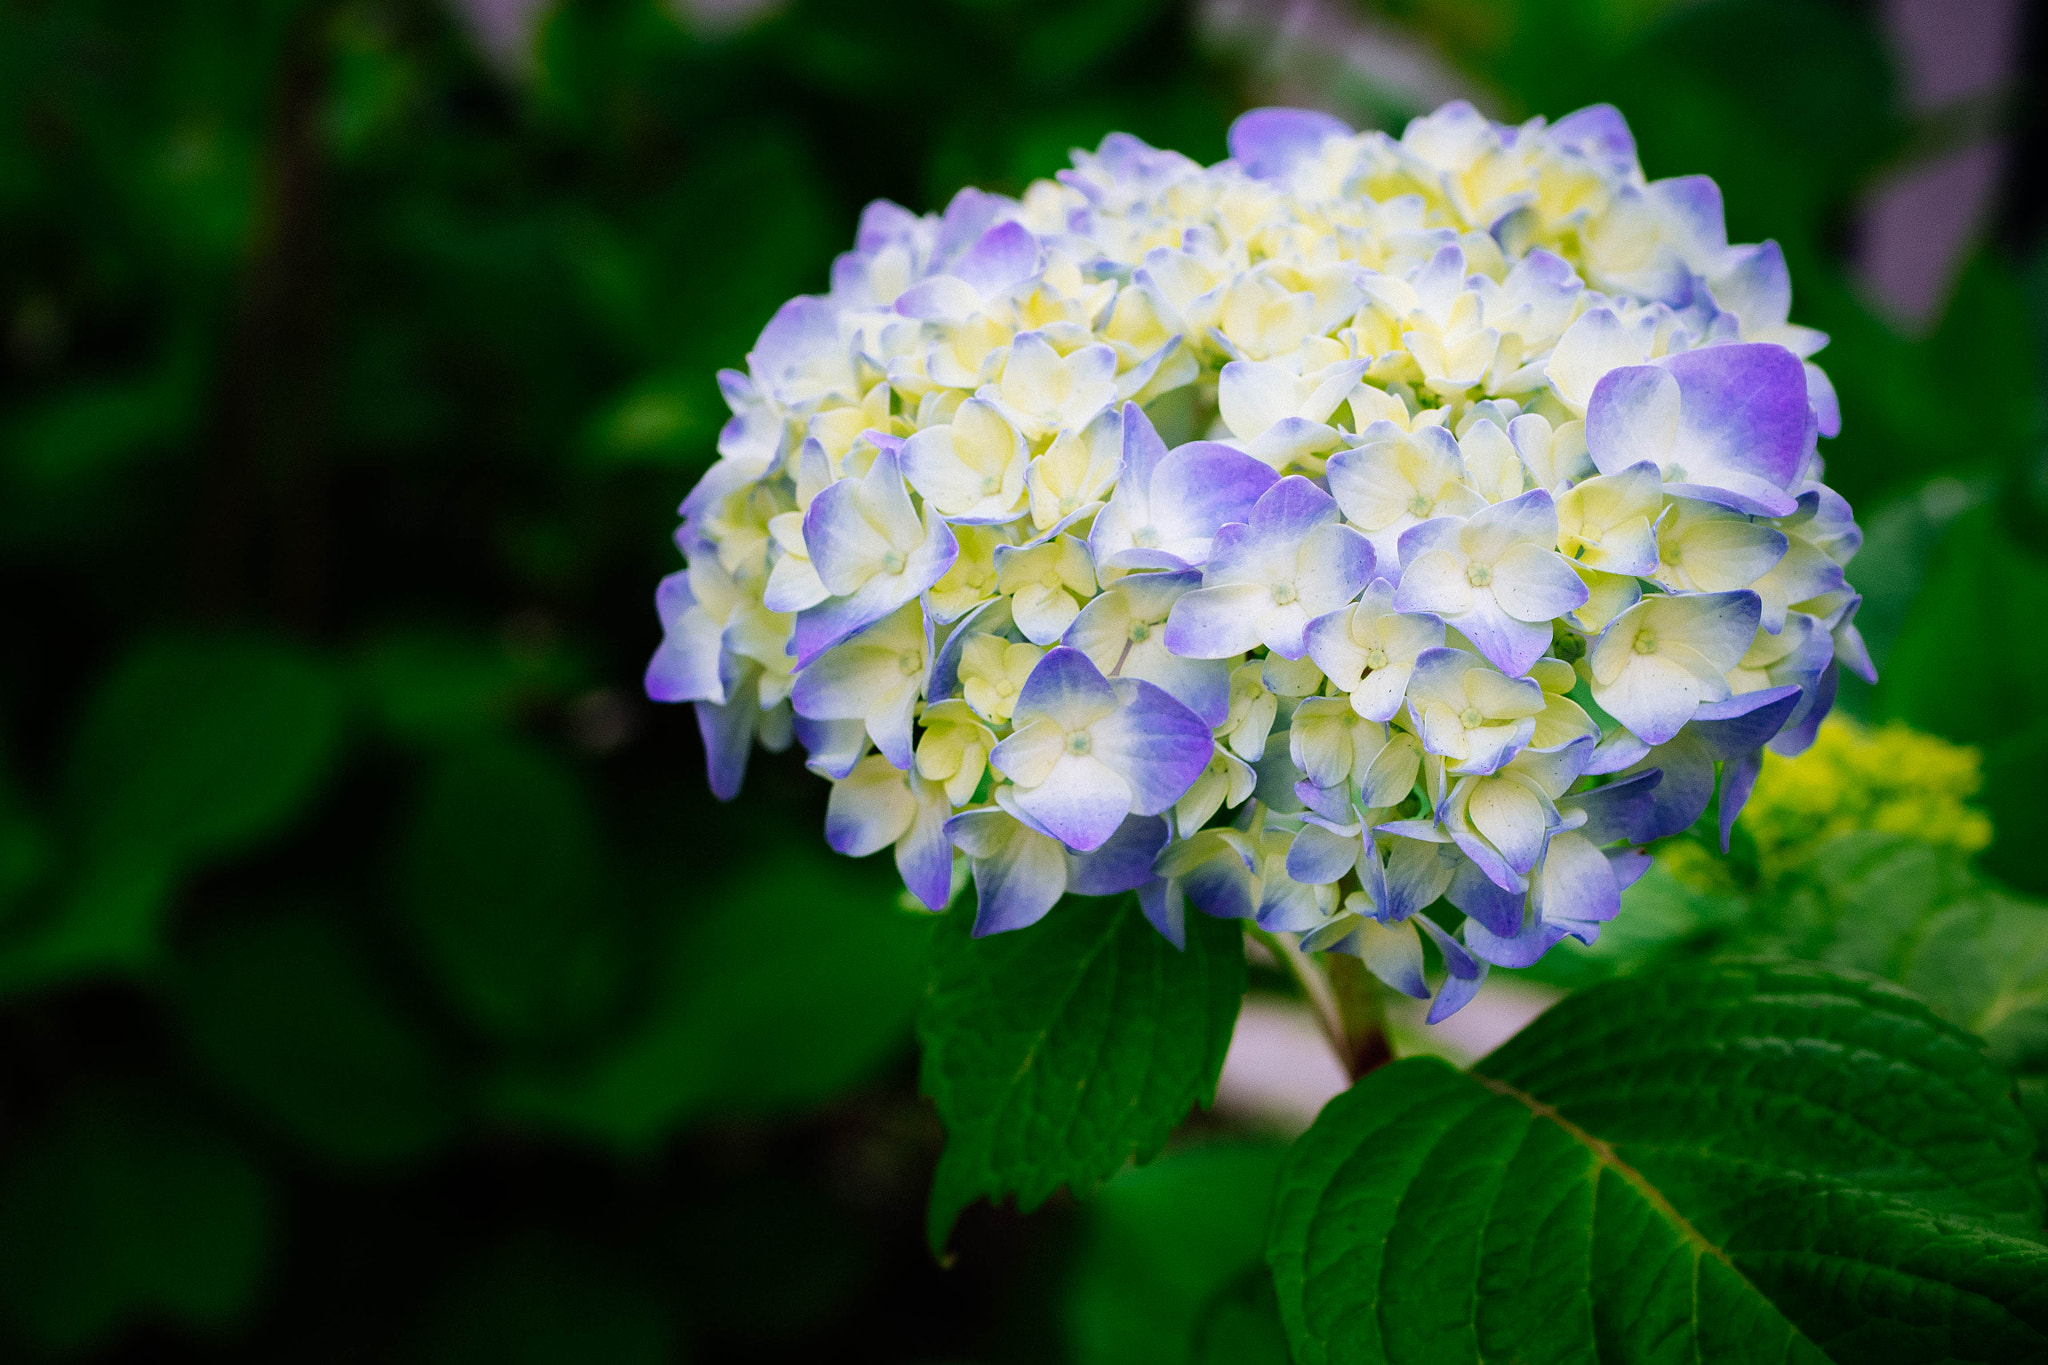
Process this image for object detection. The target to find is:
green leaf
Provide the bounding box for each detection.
[1268,962,2048,1365]
[398,740,626,1043]
[174,907,460,1167]
[919,895,1245,1253]
[489,849,931,1147]
[1064,1141,1286,1365]
[0,1086,270,1351]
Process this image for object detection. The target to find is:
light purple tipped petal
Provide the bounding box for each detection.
[952,814,1069,937]
[796,715,869,781]
[1380,836,1458,922]
[1228,107,1352,180]
[1163,582,1268,659]
[1012,755,1134,853]
[1294,523,1376,614]
[824,762,915,857]
[1250,474,1341,542]
[895,786,953,906]
[1538,831,1622,925]
[1453,601,1553,679]
[1120,401,1169,491]
[1492,544,1589,623]
[1287,822,1363,886]
[1586,363,1680,478]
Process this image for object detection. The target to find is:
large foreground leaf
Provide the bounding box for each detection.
[1268,962,2048,1365]
[920,894,1244,1253]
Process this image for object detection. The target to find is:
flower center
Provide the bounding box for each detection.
[980,476,1001,494]
[897,651,922,676]
[1466,562,1492,587]
[1460,706,1485,728]
[1127,622,1151,644]
[1407,493,1432,517]
[1633,631,1659,655]
[1040,570,1065,591]
[881,550,906,574]
[1364,647,1388,670]
[1271,582,1297,605]
[1132,525,1160,548]
[1065,731,1093,756]
[1664,541,1684,566]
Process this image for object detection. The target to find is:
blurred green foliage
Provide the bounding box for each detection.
[0,0,2041,1358]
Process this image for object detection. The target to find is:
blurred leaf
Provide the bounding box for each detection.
[0,636,343,990]
[409,1234,674,1365]
[490,850,931,1146]
[63,634,344,864]
[0,1086,270,1352]
[1268,962,2048,1365]
[1064,1141,1286,1365]
[674,1177,868,1344]
[398,740,625,1043]
[353,626,574,745]
[176,906,460,1167]
[920,895,1245,1254]
[1875,509,2048,892]
[1189,1267,1289,1365]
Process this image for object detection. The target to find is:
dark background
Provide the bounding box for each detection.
[0,0,2042,1359]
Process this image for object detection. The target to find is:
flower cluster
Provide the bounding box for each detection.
[646,101,1868,1020]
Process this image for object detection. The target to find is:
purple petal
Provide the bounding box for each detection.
[1559,768,1662,846]
[1097,679,1216,815]
[1014,645,1119,726]
[1137,878,1186,949]
[1718,748,1763,853]
[1691,683,1802,756]
[1626,733,1715,839]
[1549,103,1638,174]
[795,715,868,781]
[1228,107,1352,180]
[952,220,1040,296]
[1067,815,1172,895]
[1162,582,1268,659]
[948,809,1069,936]
[693,676,760,801]
[1538,831,1622,925]
[1454,600,1553,679]
[1287,822,1363,886]
[1660,344,1808,494]
[1250,474,1342,543]
[1463,909,1570,969]
[1146,442,1281,550]
[1120,401,1169,493]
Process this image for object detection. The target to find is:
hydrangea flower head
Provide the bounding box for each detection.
[646,100,1866,1020]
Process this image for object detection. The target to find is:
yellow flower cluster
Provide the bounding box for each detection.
[1742,715,1991,872]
